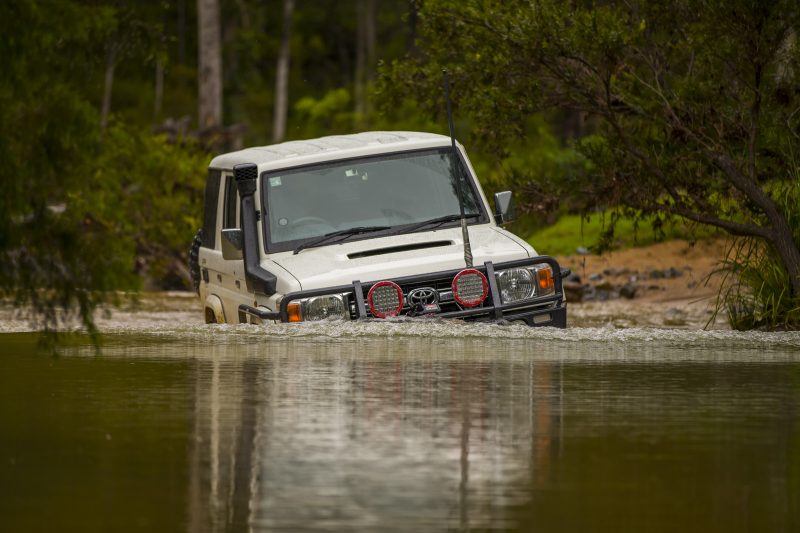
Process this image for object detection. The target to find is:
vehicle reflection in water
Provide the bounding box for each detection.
[184,338,564,532]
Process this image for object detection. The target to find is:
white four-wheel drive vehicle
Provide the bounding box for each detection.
[190,131,567,327]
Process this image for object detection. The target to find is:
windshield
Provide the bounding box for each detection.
[261,148,486,252]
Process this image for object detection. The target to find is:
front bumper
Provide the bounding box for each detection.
[240,256,567,328]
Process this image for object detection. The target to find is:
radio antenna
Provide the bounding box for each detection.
[443,69,473,268]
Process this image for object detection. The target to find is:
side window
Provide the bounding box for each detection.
[202,169,222,249]
[223,176,240,230]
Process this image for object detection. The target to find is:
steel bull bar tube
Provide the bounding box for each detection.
[275,257,568,326]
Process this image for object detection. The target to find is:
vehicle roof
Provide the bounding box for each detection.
[209,131,454,170]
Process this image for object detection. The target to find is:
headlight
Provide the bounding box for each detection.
[496,268,535,303]
[495,265,556,304]
[287,294,349,322]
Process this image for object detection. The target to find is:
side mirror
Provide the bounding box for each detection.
[494,191,515,225]
[221,228,243,260]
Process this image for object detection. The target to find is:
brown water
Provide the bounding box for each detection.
[1,320,799,532]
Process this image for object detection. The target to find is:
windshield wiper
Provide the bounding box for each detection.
[293,226,391,255]
[396,213,481,235]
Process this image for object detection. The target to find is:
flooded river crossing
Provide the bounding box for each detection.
[1,298,799,532]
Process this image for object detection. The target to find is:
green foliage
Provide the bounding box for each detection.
[293,89,356,137]
[470,115,590,237]
[223,0,416,143]
[717,181,800,330]
[721,241,800,331]
[0,1,126,336]
[95,124,210,286]
[291,86,442,139]
[381,0,800,328]
[1,0,424,337]
[0,1,209,337]
[6,0,797,334]
[528,212,719,256]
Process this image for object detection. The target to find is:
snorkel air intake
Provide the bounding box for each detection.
[234,163,278,295]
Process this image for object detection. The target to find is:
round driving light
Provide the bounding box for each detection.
[496,268,535,303]
[367,281,404,318]
[303,295,347,321]
[452,269,488,307]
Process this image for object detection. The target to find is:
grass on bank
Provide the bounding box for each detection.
[526,213,719,256]
[718,238,800,330]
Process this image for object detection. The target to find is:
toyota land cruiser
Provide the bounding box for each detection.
[189,131,567,327]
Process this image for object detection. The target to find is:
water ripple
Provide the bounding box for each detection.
[96,318,800,351]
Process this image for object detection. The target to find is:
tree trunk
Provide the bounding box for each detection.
[154,60,164,124]
[769,221,800,298]
[100,48,116,135]
[407,0,419,55]
[365,0,376,116]
[178,0,187,65]
[711,152,800,297]
[355,0,367,117]
[272,0,294,143]
[197,0,222,129]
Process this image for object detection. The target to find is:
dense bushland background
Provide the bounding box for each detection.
[1,0,798,331]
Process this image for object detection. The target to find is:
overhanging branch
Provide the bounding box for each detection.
[658,204,773,240]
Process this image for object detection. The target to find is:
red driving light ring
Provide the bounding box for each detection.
[452,268,489,308]
[367,280,404,318]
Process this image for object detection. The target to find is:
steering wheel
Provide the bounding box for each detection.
[381,208,414,222]
[291,216,332,227]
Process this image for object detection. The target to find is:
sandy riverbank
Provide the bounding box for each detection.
[557,238,730,328]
